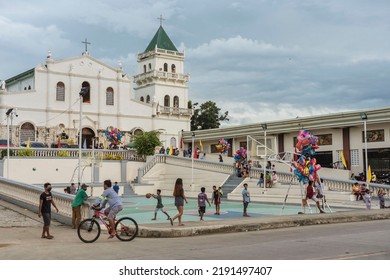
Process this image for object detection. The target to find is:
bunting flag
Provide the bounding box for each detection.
[367,165,372,183]
[199,140,203,151]
[340,151,347,169]
[179,133,183,149]
[26,137,31,149]
[57,137,61,148]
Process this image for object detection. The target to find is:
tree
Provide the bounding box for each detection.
[134,131,162,157]
[190,100,229,131]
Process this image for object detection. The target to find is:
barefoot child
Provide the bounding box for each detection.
[151,189,170,220]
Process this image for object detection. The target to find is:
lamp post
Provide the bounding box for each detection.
[78,87,88,187]
[191,131,195,187]
[5,108,17,179]
[261,123,267,193]
[360,112,368,186]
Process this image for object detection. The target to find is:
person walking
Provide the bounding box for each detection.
[71,183,88,229]
[151,189,170,221]
[242,183,250,217]
[170,178,188,226]
[38,182,59,239]
[198,187,211,221]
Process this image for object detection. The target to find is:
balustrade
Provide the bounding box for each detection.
[1,147,143,161]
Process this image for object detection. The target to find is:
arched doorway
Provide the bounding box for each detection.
[79,127,95,149]
[20,122,36,143]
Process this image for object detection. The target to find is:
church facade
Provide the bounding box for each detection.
[0,25,191,149]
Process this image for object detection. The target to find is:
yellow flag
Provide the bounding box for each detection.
[340,151,347,169]
[367,165,372,183]
[26,137,30,149]
[169,146,173,155]
[199,140,203,151]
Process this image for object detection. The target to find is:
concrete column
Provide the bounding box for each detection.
[121,160,127,183]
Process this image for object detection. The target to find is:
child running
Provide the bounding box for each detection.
[151,189,170,221]
[198,187,211,221]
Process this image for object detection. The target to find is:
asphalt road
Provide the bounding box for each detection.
[1,216,389,260]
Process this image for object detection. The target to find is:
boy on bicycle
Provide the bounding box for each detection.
[93,179,123,238]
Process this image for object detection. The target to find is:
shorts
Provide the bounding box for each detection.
[104,205,123,220]
[42,212,51,226]
[175,196,184,207]
[154,207,166,214]
[307,195,319,202]
[198,206,206,214]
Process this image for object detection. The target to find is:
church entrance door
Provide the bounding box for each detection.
[80,127,95,149]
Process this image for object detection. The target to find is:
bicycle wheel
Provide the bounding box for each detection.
[115,217,138,241]
[78,218,101,243]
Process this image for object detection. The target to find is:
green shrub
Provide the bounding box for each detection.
[18,149,34,157]
[57,150,70,157]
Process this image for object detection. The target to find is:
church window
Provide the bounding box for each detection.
[164,95,170,107]
[146,95,150,103]
[81,81,91,103]
[140,96,144,102]
[171,64,176,73]
[56,82,65,101]
[170,137,177,147]
[20,122,36,143]
[173,96,179,108]
[163,63,168,72]
[106,87,114,106]
[148,63,152,70]
[143,65,147,73]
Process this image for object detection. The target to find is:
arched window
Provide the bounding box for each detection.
[140,96,144,102]
[81,81,91,103]
[146,95,150,103]
[163,63,168,72]
[106,87,114,105]
[143,65,147,73]
[56,82,65,101]
[173,96,179,108]
[164,95,170,107]
[20,122,36,143]
[148,63,152,70]
[171,64,176,73]
[170,137,177,148]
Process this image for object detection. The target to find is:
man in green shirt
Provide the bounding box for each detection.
[71,184,88,229]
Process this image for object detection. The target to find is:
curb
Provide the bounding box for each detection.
[137,209,390,238]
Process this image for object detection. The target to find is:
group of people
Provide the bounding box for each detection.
[148,180,225,225]
[39,180,123,239]
[351,181,388,209]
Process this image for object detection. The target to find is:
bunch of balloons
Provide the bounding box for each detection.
[234,147,247,165]
[291,130,321,183]
[105,128,122,145]
[295,130,319,157]
[216,138,230,154]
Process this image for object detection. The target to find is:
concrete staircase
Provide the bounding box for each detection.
[228,178,370,209]
[220,174,245,200]
[121,183,137,198]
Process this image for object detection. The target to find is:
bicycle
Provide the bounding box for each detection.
[77,206,138,243]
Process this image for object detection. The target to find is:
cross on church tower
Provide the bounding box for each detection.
[81,38,91,54]
[157,14,165,26]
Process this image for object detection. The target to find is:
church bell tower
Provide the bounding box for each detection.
[133,20,190,116]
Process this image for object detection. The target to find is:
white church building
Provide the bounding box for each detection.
[0,24,191,148]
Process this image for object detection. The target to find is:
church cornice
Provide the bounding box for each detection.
[182,106,390,142]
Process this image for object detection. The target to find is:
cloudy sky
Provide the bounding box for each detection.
[1,0,390,126]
